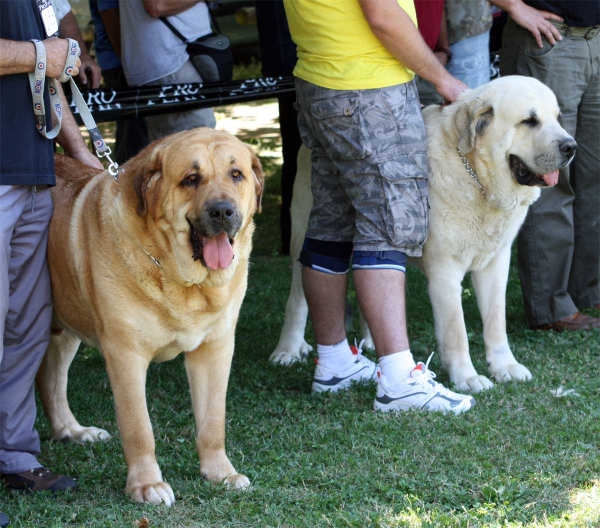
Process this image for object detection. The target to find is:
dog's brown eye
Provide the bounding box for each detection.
[231,169,244,181]
[182,173,200,187]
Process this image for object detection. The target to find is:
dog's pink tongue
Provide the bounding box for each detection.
[202,232,233,270]
[542,170,559,186]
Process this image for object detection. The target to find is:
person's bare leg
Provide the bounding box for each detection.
[304,265,379,394]
[356,268,475,414]
[353,269,409,358]
[302,267,347,345]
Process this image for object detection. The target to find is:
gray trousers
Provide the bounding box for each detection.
[501,19,600,326]
[0,185,53,473]
[143,59,216,141]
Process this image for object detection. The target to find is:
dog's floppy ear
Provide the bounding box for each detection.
[248,146,264,213]
[454,98,494,153]
[132,144,164,217]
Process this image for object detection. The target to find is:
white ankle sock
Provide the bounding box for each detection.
[317,339,354,371]
[378,349,416,384]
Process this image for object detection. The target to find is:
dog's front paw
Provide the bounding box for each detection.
[490,362,532,383]
[201,452,248,490]
[269,340,312,366]
[54,424,111,443]
[224,473,250,489]
[128,481,175,507]
[454,375,494,394]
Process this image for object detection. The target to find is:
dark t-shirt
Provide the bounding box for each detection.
[89,0,121,71]
[255,0,297,78]
[0,0,55,185]
[524,0,600,27]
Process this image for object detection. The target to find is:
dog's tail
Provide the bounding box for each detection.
[54,153,104,184]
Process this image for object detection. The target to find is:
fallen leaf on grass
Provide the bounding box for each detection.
[136,518,149,528]
[549,385,580,397]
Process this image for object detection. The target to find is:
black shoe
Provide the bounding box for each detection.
[0,511,9,527]
[1,467,77,493]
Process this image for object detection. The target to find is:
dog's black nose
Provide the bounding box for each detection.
[559,139,577,157]
[209,201,235,222]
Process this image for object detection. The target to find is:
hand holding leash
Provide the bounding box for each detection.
[42,37,81,79]
[29,38,120,179]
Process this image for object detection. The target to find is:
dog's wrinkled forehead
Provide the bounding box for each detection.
[161,138,248,176]
[505,80,560,124]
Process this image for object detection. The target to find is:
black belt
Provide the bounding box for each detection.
[550,20,600,39]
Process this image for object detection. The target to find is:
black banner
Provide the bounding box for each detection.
[68,76,295,124]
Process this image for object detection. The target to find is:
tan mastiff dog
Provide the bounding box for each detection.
[37,128,264,506]
[271,76,575,394]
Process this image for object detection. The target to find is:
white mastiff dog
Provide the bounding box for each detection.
[270,76,576,393]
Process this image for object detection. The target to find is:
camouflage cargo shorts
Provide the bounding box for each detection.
[295,77,430,257]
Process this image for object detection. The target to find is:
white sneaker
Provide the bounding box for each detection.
[374,354,475,415]
[312,340,378,393]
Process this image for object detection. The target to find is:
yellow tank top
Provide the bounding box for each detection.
[283,0,418,90]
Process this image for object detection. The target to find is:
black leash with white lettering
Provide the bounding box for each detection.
[28,38,121,180]
[70,77,121,179]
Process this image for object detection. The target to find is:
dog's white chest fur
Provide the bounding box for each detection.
[425,187,530,272]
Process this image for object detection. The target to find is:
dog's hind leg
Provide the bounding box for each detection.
[270,145,314,366]
[269,261,313,365]
[358,311,375,350]
[427,265,494,393]
[37,326,111,443]
[471,245,532,385]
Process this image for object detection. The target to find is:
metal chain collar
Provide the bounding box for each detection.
[139,244,162,268]
[456,148,486,193]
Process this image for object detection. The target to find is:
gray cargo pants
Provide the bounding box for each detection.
[501,19,600,326]
[143,59,216,141]
[0,185,53,473]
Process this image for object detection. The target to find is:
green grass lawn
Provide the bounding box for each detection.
[2,110,599,528]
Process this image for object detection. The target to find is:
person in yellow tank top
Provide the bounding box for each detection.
[285,0,466,95]
[286,0,418,90]
[283,0,476,413]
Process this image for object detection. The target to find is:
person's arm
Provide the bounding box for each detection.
[52,0,72,25]
[0,39,37,75]
[58,10,102,87]
[0,38,80,77]
[358,0,467,103]
[0,39,101,169]
[99,7,122,58]
[55,83,104,169]
[142,0,204,18]
[490,0,563,47]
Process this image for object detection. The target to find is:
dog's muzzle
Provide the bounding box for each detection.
[510,137,576,188]
[188,201,243,269]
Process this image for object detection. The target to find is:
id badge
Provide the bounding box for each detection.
[37,0,59,37]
